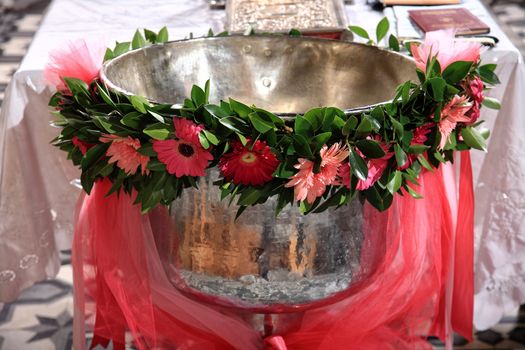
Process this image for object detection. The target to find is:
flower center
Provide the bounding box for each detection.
[241,152,258,164]
[178,143,195,157]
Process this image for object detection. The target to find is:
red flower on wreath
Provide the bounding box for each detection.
[72,136,94,155]
[219,139,279,186]
[153,117,213,177]
[464,76,485,124]
[398,123,433,170]
[285,143,348,203]
[100,134,149,175]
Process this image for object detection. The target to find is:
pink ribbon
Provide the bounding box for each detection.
[265,336,288,350]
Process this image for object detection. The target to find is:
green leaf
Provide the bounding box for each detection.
[198,132,210,149]
[405,184,423,199]
[394,144,407,167]
[97,84,117,108]
[121,111,143,129]
[203,129,220,145]
[322,107,340,131]
[348,146,368,181]
[365,186,393,211]
[191,85,207,106]
[348,25,369,39]
[303,108,324,131]
[342,115,358,136]
[236,132,248,146]
[292,134,314,159]
[289,28,302,36]
[442,61,473,84]
[370,106,385,122]
[388,34,400,52]
[113,42,131,56]
[147,159,167,172]
[417,154,433,172]
[103,48,114,61]
[229,98,252,118]
[461,126,487,151]
[356,116,372,134]
[482,97,501,110]
[148,110,165,124]
[144,29,157,43]
[143,123,170,140]
[356,139,386,159]
[478,64,500,85]
[64,78,89,97]
[249,112,274,133]
[408,144,429,154]
[294,116,313,137]
[312,132,332,151]
[81,143,109,171]
[130,95,149,113]
[238,188,262,206]
[389,116,404,139]
[132,29,147,49]
[386,170,402,194]
[157,27,169,43]
[205,104,230,119]
[428,77,446,102]
[376,17,390,43]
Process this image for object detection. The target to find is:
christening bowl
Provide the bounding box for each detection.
[101,35,416,311]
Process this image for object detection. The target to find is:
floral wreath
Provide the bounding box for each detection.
[47,20,500,216]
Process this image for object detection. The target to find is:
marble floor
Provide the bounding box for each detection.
[0,0,524,349]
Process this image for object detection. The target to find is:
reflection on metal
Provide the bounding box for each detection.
[101,35,416,117]
[169,171,364,309]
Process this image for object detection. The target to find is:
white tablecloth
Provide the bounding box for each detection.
[0,0,523,330]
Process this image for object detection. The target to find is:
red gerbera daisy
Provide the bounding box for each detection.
[219,139,279,186]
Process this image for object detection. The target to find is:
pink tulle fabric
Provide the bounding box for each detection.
[44,40,105,90]
[72,153,474,349]
[410,30,481,72]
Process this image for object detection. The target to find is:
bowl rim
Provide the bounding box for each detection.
[100,34,415,118]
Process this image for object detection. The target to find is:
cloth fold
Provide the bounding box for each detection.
[72,156,475,349]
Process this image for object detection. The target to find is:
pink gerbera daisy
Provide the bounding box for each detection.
[285,143,348,203]
[439,95,472,149]
[44,40,105,91]
[219,139,279,186]
[100,134,149,175]
[339,139,393,190]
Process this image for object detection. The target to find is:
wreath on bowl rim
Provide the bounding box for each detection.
[47,19,500,217]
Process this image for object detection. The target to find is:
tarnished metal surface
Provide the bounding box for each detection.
[169,172,364,309]
[101,35,416,116]
[225,0,347,34]
[101,36,415,308]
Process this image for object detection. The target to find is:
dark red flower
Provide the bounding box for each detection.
[72,136,94,155]
[464,76,484,124]
[399,123,433,170]
[219,139,279,186]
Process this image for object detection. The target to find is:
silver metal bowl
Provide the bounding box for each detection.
[101,36,416,311]
[101,35,416,116]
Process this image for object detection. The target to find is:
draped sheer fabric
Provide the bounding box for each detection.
[72,154,473,350]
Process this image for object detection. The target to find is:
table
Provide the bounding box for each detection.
[0,0,523,331]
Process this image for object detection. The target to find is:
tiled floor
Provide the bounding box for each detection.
[0,0,525,349]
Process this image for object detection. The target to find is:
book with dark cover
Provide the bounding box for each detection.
[408,8,490,36]
[383,0,460,6]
